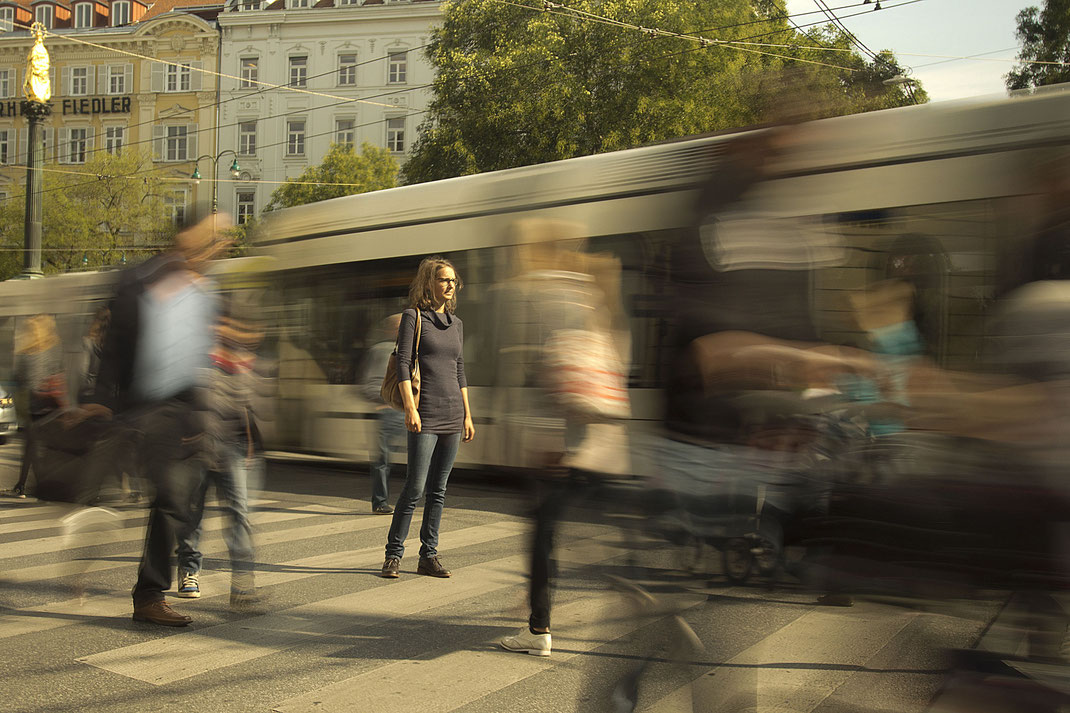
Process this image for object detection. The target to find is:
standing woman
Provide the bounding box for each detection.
[381,256,475,579]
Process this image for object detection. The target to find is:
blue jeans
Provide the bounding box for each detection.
[372,409,405,510]
[385,431,461,560]
[177,445,256,580]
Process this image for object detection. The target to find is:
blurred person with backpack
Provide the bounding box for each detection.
[81,213,230,626]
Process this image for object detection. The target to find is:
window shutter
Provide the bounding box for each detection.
[85,66,95,95]
[151,61,164,92]
[189,61,202,91]
[86,126,95,154]
[98,65,108,94]
[187,123,197,160]
[57,128,68,164]
[1,69,9,99]
[152,124,165,160]
[124,64,133,93]
[17,128,26,164]
[42,127,53,162]
[61,65,70,96]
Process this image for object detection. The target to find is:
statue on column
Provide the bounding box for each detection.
[24,22,51,104]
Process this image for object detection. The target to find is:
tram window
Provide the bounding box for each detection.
[812,197,1021,370]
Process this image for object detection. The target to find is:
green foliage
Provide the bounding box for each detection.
[0,150,175,280]
[402,0,923,183]
[266,142,398,211]
[1006,0,1070,90]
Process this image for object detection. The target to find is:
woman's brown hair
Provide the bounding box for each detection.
[408,256,462,313]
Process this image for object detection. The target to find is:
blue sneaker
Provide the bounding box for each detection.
[177,572,200,598]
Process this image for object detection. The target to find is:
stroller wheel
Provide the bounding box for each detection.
[722,538,753,583]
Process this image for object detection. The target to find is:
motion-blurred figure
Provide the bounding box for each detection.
[495,220,632,659]
[3,314,68,499]
[84,213,229,627]
[359,314,404,515]
[175,290,264,606]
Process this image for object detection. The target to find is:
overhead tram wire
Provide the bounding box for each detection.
[24,107,432,188]
[4,0,899,196]
[0,104,431,204]
[489,0,930,69]
[0,1,928,204]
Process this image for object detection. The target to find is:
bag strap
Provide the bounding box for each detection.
[413,308,422,367]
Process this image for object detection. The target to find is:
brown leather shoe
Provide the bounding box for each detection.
[133,599,192,627]
[381,557,400,578]
[417,556,451,578]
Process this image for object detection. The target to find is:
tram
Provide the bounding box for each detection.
[0,87,1067,472]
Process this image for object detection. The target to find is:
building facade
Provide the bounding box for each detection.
[0,0,221,227]
[215,0,441,223]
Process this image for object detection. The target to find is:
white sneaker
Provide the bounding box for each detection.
[500,628,551,657]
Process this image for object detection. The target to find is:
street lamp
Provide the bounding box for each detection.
[883,74,919,104]
[189,150,241,214]
[21,22,51,279]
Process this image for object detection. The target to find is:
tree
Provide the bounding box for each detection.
[0,150,174,280]
[1006,0,1070,91]
[266,142,398,211]
[402,0,922,184]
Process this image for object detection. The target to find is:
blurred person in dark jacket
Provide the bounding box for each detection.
[359,314,404,515]
[81,213,230,626]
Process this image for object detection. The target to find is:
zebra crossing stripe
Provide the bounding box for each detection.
[77,520,534,684]
[0,498,283,536]
[0,501,332,560]
[640,603,919,713]
[271,584,708,713]
[0,510,517,640]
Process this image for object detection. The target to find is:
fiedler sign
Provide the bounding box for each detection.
[0,96,132,117]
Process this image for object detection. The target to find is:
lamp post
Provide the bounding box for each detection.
[190,150,240,214]
[21,22,51,279]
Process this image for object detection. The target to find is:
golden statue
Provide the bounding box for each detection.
[24,23,50,103]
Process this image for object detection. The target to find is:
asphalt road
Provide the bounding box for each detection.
[0,438,1020,713]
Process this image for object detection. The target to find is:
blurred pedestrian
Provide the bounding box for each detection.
[175,290,263,606]
[496,222,633,658]
[359,314,404,514]
[3,314,68,498]
[82,213,230,626]
[380,256,474,579]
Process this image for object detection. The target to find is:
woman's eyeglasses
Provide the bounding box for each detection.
[437,278,458,286]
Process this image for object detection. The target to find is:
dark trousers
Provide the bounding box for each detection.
[529,470,599,630]
[14,416,41,492]
[131,400,199,606]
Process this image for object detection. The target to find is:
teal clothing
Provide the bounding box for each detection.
[838,321,924,437]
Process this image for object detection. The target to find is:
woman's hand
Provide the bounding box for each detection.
[405,407,422,433]
[463,416,475,443]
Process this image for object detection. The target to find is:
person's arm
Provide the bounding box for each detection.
[396,310,420,432]
[457,320,474,442]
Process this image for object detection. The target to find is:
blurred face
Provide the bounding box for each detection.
[433,266,457,308]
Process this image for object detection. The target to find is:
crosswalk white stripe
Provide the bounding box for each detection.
[0,502,445,589]
[0,498,280,536]
[1,518,528,641]
[77,520,541,683]
[271,586,708,713]
[640,603,919,713]
[0,501,348,561]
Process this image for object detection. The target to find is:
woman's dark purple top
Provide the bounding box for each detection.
[396,308,467,434]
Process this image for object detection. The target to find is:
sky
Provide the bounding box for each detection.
[783,0,1033,101]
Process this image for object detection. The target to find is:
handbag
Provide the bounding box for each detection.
[380,309,422,411]
[542,317,630,421]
